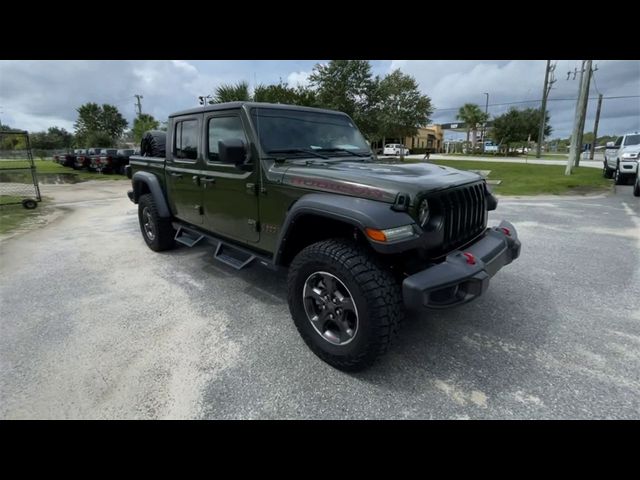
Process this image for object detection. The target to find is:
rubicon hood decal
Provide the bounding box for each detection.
[280,161,483,204]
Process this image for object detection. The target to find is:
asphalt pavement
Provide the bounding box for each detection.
[1,180,639,419]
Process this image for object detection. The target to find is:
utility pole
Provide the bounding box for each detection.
[566,61,591,175]
[589,93,603,161]
[481,92,489,153]
[134,94,144,116]
[574,60,592,167]
[536,60,556,158]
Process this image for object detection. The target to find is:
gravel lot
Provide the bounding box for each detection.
[1,180,639,419]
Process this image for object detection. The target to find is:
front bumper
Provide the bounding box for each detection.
[620,160,638,175]
[402,220,521,310]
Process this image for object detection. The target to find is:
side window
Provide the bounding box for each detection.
[207,116,247,162]
[614,137,623,147]
[174,119,199,160]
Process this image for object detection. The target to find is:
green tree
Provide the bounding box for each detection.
[100,104,128,140]
[457,103,489,149]
[376,69,433,147]
[74,103,128,146]
[490,107,551,154]
[253,80,317,106]
[210,81,251,103]
[85,131,113,148]
[308,60,378,137]
[132,113,160,143]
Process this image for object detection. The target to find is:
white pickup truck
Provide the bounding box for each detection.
[603,132,640,185]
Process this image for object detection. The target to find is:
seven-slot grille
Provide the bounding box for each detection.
[432,182,487,252]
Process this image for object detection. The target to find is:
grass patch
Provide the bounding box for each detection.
[408,159,611,196]
[0,159,128,181]
[442,152,568,161]
[0,202,45,235]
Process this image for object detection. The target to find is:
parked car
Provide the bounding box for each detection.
[383,143,410,156]
[126,102,521,371]
[603,132,640,185]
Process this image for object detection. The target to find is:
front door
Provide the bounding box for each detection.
[166,115,204,225]
[201,111,259,243]
[606,136,623,169]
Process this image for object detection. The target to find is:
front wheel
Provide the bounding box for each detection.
[603,162,614,178]
[287,239,404,371]
[138,194,175,251]
[614,164,625,185]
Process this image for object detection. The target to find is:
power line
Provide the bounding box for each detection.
[433,95,639,112]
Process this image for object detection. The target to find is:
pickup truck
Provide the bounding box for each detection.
[54,150,78,167]
[126,102,521,370]
[87,148,117,172]
[603,132,640,185]
[74,148,101,170]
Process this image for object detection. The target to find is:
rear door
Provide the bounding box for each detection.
[201,109,259,243]
[165,114,204,225]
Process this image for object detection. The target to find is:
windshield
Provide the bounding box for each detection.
[250,108,370,157]
[624,134,640,146]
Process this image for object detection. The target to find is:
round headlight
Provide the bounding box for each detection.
[418,199,430,227]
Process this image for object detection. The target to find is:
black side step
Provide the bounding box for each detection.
[174,226,204,247]
[214,242,256,270]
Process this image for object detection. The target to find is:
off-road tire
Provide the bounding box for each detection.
[138,194,175,252]
[287,239,404,371]
[603,162,614,179]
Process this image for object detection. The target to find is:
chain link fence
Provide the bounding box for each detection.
[0,131,42,208]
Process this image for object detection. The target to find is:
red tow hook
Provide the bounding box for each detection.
[500,227,511,236]
[463,252,476,265]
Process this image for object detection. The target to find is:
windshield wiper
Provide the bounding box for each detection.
[317,148,369,157]
[266,148,329,159]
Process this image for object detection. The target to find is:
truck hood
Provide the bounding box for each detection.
[279,160,483,204]
[621,144,640,155]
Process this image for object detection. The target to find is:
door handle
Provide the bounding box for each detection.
[169,172,183,178]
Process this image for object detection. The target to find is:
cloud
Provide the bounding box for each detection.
[287,70,311,88]
[1,60,638,139]
[390,60,640,138]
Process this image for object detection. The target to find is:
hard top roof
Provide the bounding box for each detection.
[169,102,349,118]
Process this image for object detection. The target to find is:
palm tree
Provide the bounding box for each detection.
[457,103,489,151]
[210,81,251,104]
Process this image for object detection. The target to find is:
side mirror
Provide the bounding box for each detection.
[218,138,247,166]
[606,142,616,148]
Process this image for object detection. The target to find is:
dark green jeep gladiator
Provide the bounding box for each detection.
[127,102,521,370]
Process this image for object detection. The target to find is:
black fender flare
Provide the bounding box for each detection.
[132,171,171,218]
[274,193,419,264]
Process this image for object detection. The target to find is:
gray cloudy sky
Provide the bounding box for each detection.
[1,60,638,140]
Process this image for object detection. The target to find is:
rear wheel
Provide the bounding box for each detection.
[287,239,404,371]
[138,194,175,251]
